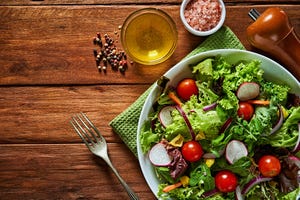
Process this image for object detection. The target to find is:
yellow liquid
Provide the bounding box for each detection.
[124,13,177,64]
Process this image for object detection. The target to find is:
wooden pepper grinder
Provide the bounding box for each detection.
[247,8,300,81]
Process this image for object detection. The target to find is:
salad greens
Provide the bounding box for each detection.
[140,56,300,200]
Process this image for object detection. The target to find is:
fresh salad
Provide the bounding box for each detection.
[140,56,300,200]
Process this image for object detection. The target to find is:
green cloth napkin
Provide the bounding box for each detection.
[109,26,245,157]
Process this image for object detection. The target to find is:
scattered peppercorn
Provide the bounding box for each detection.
[92,30,132,75]
[102,66,107,73]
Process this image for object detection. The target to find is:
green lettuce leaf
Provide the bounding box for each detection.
[192,58,214,82]
[158,184,205,200]
[196,82,219,106]
[222,60,264,92]
[211,156,252,177]
[189,162,215,191]
[155,167,177,184]
[165,96,224,141]
[269,107,300,148]
[279,187,300,200]
[139,121,160,153]
[261,81,290,105]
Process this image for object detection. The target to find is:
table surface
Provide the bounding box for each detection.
[0,0,299,199]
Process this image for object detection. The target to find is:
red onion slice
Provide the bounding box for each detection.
[270,105,284,135]
[289,155,300,161]
[202,152,217,159]
[203,102,217,112]
[203,149,225,159]
[219,117,233,134]
[202,188,218,198]
[241,176,272,195]
[292,123,300,152]
[175,105,196,140]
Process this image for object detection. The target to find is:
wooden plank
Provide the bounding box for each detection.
[1,5,299,85]
[0,5,201,85]
[0,143,155,200]
[1,0,299,5]
[0,85,149,144]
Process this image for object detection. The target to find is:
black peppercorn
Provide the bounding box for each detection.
[93,49,98,57]
[92,32,131,75]
[96,32,101,39]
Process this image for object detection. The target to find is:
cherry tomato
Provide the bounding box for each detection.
[258,155,281,177]
[237,102,254,121]
[215,170,238,193]
[176,78,198,101]
[181,141,203,162]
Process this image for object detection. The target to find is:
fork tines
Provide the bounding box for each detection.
[70,113,103,147]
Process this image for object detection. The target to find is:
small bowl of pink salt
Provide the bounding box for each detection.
[180,0,226,36]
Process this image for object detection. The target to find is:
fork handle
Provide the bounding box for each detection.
[102,156,140,200]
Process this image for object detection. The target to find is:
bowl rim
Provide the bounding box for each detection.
[136,49,300,198]
[120,7,178,65]
[180,0,226,36]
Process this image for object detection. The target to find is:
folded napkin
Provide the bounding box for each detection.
[109,26,245,157]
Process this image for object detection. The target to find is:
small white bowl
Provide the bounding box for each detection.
[180,0,226,36]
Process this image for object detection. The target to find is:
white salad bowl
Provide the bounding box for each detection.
[136,49,300,199]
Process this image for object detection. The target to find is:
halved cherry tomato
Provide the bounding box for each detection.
[237,102,254,121]
[215,170,238,193]
[181,141,203,162]
[258,155,281,177]
[176,78,198,101]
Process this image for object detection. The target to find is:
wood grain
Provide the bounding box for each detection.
[0,144,155,200]
[0,1,299,200]
[0,85,149,144]
[1,0,299,5]
[1,5,299,85]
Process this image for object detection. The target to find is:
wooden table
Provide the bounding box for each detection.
[0,0,299,199]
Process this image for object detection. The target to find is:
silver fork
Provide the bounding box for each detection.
[70,112,139,200]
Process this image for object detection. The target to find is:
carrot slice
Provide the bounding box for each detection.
[168,91,183,106]
[163,182,182,193]
[246,100,270,105]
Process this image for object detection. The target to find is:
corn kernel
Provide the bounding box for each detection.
[180,176,190,187]
[281,106,289,118]
[205,158,215,167]
[169,134,184,147]
[195,131,205,140]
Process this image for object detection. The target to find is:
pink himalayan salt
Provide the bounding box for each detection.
[184,0,222,31]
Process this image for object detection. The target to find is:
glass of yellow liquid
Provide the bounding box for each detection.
[121,8,178,65]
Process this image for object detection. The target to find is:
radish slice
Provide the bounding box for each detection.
[237,82,260,101]
[270,105,284,135]
[225,140,248,164]
[241,176,272,195]
[175,105,196,140]
[149,143,172,167]
[292,123,300,152]
[203,102,217,112]
[158,106,176,127]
